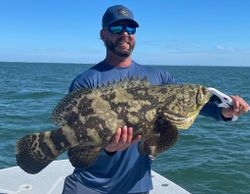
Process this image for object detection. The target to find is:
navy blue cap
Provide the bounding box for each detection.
[102,5,139,28]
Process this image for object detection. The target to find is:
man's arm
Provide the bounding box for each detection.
[201,95,249,121]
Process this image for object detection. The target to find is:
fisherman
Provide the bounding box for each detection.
[62,5,249,194]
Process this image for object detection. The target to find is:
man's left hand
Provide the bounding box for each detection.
[221,95,249,119]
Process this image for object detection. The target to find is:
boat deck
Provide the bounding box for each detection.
[0,160,190,194]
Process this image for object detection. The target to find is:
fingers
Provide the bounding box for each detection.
[221,95,249,119]
[131,134,141,144]
[113,127,122,145]
[120,125,128,145]
[105,126,141,152]
[231,96,249,115]
[116,126,136,151]
[126,127,133,145]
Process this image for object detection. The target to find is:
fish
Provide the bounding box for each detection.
[15,78,212,174]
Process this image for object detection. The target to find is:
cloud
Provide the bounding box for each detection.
[135,44,250,66]
[216,45,225,50]
[216,45,237,52]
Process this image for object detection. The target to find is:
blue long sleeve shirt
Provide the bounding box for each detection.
[68,61,225,194]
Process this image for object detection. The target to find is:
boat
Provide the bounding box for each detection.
[0,159,191,194]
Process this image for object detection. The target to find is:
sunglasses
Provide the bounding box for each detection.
[108,25,136,35]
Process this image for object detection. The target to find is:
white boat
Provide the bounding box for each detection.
[0,160,191,194]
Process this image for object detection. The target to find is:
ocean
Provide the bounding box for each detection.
[0,62,249,194]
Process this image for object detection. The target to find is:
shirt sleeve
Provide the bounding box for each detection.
[200,101,231,121]
[68,73,94,93]
[161,71,178,84]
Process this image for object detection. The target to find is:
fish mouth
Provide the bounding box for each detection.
[197,87,212,105]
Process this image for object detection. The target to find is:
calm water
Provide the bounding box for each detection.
[0,62,249,194]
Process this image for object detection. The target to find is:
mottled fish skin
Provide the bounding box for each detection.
[16,79,211,174]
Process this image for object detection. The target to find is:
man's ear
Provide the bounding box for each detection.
[100,29,106,41]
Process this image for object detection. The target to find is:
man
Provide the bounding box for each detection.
[62,5,249,194]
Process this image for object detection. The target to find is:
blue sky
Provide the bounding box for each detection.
[1,0,250,66]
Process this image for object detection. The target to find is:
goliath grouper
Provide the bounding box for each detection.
[16,79,212,174]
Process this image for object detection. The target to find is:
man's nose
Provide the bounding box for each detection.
[120,30,129,36]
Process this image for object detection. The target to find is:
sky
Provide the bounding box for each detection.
[1,0,250,66]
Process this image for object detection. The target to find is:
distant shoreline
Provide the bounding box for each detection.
[0,61,249,67]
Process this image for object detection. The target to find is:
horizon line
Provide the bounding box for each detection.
[0,61,249,67]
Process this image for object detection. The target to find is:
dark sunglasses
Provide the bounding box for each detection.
[108,25,136,35]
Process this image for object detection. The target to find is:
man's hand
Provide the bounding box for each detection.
[105,126,141,153]
[221,95,249,118]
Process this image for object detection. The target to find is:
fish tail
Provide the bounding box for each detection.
[16,128,71,174]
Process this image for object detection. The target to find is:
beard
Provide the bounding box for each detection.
[104,37,135,57]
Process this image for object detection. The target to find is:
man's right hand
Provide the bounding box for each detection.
[105,126,141,153]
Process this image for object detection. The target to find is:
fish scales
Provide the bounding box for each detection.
[16,79,211,174]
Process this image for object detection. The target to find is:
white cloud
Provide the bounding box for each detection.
[216,45,237,52]
[135,46,250,66]
[216,45,225,50]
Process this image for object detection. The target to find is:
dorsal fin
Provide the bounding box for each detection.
[51,77,151,126]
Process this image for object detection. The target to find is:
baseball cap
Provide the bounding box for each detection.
[102,5,139,28]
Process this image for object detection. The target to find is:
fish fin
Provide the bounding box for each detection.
[139,120,179,157]
[68,146,101,168]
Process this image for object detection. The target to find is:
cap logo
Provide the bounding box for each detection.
[118,9,128,16]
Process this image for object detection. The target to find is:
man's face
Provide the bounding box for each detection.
[102,21,136,57]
